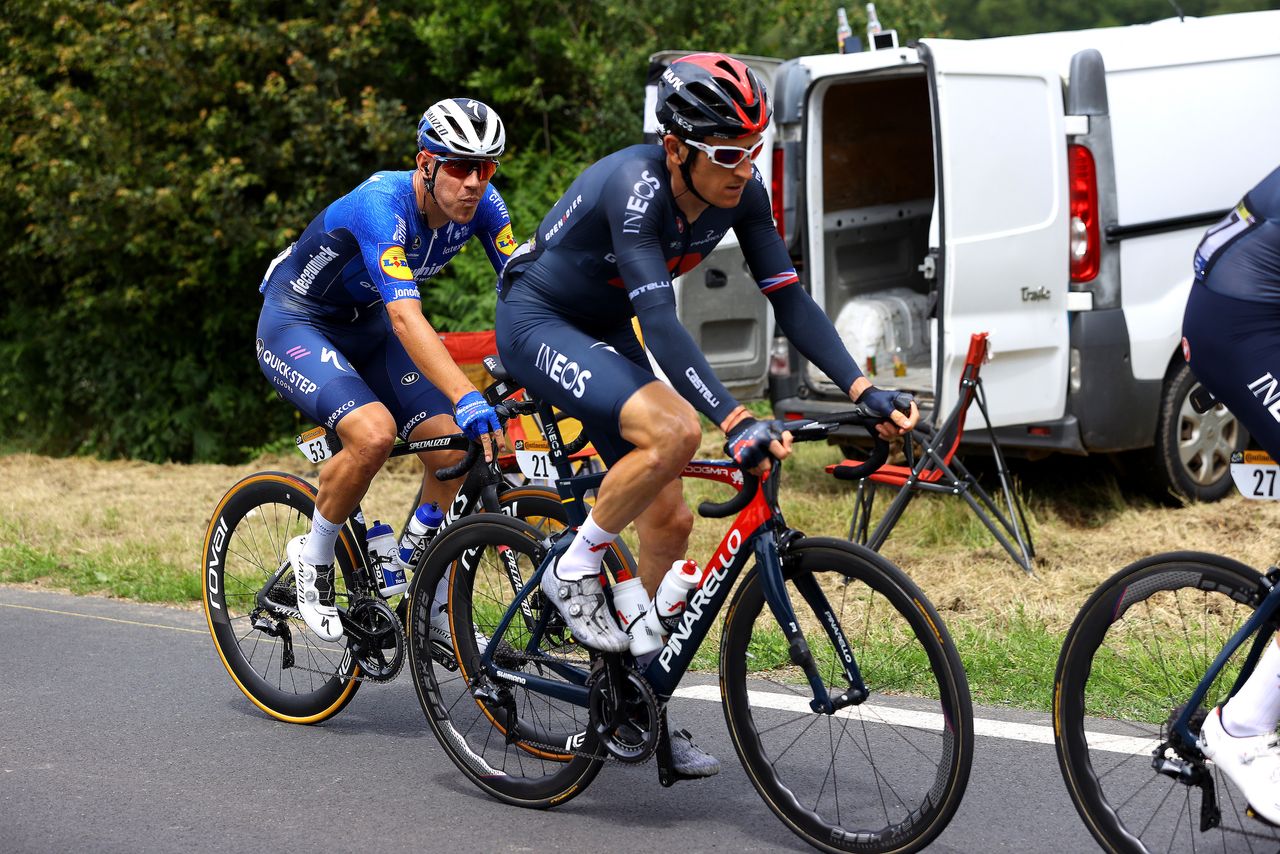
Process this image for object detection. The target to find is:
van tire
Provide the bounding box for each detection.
[1143,361,1246,503]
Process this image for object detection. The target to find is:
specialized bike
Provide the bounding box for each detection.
[1053,451,1280,852]
[201,375,632,725]
[407,387,974,854]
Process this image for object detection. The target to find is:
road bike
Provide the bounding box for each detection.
[407,387,975,854]
[201,376,632,725]
[1053,451,1280,852]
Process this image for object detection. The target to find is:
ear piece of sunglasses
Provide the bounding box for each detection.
[683,138,764,168]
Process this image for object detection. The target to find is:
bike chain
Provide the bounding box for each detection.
[256,590,406,684]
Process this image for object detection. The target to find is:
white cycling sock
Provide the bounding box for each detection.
[556,513,619,581]
[1221,635,1280,737]
[301,509,343,566]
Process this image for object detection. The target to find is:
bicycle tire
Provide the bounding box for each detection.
[720,537,973,854]
[202,471,362,724]
[1054,551,1280,854]
[408,513,606,808]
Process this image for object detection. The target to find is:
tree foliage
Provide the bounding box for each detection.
[3,0,1269,461]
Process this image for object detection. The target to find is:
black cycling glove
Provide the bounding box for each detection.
[725,417,785,469]
[858,386,915,421]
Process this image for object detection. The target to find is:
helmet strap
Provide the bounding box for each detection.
[678,149,715,207]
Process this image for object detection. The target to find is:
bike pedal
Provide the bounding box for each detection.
[429,640,460,672]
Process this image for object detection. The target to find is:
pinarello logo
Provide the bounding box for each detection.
[1181,337,1191,363]
[401,372,420,386]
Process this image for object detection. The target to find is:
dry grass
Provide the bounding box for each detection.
[4,437,1279,709]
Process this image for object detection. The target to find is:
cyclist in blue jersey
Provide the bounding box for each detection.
[257,98,517,644]
[1182,164,1280,824]
[495,54,918,776]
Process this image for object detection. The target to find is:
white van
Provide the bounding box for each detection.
[650,11,1280,500]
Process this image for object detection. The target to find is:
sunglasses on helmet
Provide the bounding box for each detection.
[433,156,499,182]
[683,138,765,168]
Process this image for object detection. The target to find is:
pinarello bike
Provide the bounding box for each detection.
[407,384,974,854]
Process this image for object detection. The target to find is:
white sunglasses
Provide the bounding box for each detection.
[683,138,765,168]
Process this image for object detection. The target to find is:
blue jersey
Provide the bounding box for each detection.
[260,170,516,315]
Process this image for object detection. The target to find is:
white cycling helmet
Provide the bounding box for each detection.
[416,98,506,159]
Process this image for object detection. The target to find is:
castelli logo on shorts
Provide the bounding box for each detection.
[1181,337,1191,362]
[255,338,264,358]
[401,372,420,386]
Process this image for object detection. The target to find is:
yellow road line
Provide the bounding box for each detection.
[0,601,206,635]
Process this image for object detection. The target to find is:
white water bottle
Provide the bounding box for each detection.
[367,521,407,597]
[641,560,704,638]
[398,502,444,570]
[610,577,664,656]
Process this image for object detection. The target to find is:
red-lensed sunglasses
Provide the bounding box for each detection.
[434,156,499,182]
[683,138,765,168]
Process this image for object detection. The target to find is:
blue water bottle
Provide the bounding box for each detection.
[398,502,445,570]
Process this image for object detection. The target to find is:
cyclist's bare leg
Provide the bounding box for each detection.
[590,381,701,533]
[632,480,695,595]
[314,402,397,524]
[408,413,467,511]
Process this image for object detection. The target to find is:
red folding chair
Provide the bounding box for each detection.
[825,332,1035,573]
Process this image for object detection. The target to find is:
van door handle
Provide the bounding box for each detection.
[705,268,728,288]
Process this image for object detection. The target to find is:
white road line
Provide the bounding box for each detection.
[673,684,1159,756]
[0,601,207,635]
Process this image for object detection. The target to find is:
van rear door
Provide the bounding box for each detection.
[645,51,783,399]
[922,41,1070,425]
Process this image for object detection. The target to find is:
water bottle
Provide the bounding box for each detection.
[367,521,407,597]
[866,2,882,37]
[640,560,704,638]
[610,577,663,656]
[836,7,854,53]
[398,501,444,570]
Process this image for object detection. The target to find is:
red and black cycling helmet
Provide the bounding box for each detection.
[655,52,772,140]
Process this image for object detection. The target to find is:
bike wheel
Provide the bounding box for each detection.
[1054,551,1280,853]
[408,513,605,808]
[720,537,973,854]
[202,471,362,724]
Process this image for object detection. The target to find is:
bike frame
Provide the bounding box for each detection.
[1171,568,1280,747]
[475,404,870,715]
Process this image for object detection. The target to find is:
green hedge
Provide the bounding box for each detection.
[2,0,946,461]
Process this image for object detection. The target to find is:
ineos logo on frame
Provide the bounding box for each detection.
[401,372,420,386]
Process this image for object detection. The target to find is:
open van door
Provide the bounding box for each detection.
[645,51,783,399]
[922,41,1070,425]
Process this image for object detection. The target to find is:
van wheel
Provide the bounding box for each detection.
[1146,362,1246,502]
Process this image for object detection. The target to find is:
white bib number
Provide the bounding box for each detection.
[295,427,335,464]
[515,438,554,481]
[1230,450,1280,500]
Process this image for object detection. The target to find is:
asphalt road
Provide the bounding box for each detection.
[0,586,1098,853]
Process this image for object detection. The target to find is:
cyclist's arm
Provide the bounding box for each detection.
[734,178,867,401]
[349,195,476,404]
[603,166,744,430]
[474,185,519,273]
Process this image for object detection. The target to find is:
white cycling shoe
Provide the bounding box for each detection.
[540,557,630,653]
[287,535,343,642]
[429,602,488,658]
[1199,706,1280,825]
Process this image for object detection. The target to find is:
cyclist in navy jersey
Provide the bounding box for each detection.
[257,98,516,644]
[496,54,918,776]
[1182,164,1280,824]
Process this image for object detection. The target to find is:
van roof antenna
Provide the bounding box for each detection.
[1167,0,1185,21]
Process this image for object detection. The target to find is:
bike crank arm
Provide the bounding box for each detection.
[755,538,838,714]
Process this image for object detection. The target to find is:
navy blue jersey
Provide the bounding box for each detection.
[1195,165,1280,302]
[500,144,860,426]
[513,145,797,323]
[261,170,516,315]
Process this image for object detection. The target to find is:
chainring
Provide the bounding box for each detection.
[587,663,661,764]
[344,597,405,682]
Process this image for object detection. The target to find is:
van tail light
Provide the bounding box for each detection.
[771,146,785,242]
[1068,143,1100,283]
[769,337,791,376]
